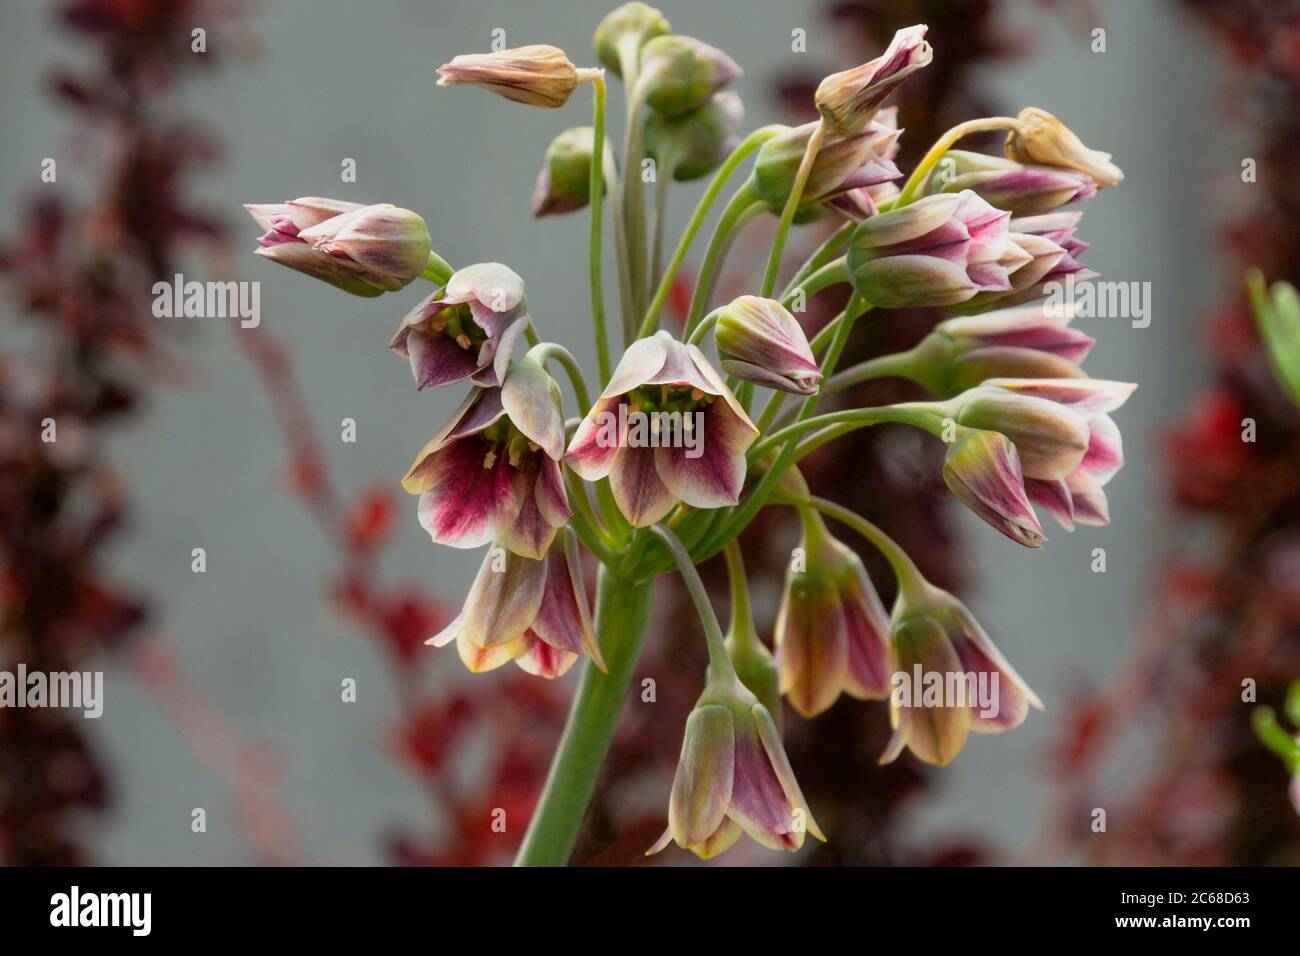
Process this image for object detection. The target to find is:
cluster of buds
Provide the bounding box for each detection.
[246,3,1135,864]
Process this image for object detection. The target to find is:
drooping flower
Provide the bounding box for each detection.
[775,508,893,718]
[943,427,1045,548]
[1004,107,1124,188]
[644,90,744,182]
[402,362,570,559]
[882,580,1044,766]
[647,675,823,858]
[753,119,901,213]
[593,2,671,76]
[713,295,821,395]
[389,262,529,390]
[638,35,741,118]
[815,24,931,134]
[436,45,595,109]
[532,127,601,218]
[922,149,1097,215]
[428,529,605,679]
[566,331,758,527]
[247,200,431,295]
[846,190,1031,308]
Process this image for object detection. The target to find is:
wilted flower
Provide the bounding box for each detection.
[390,262,529,390]
[647,675,823,857]
[402,365,570,559]
[644,90,744,182]
[532,127,601,217]
[753,119,901,212]
[247,200,431,295]
[593,1,671,76]
[882,581,1044,766]
[1004,107,1124,188]
[714,295,821,395]
[428,529,605,679]
[922,149,1097,215]
[638,35,741,118]
[816,24,931,134]
[943,428,1045,548]
[566,331,758,527]
[847,190,1031,308]
[437,45,597,109]
[775,509,892,718]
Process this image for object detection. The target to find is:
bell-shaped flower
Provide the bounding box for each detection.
[647,674,823,858]
[753,119,901,213]
[816,24,931,134]
[437,45,597,109]
[847,190,1030,308]
[644,90,744,182]
[402,363,570,559]
[922,150,1096,215]
[943,427,1045,548]
[428,529,605,679]
[882,580,1044,765]
[593,2,671,76]
[638,35,741,118]
[714,295,821,395]
[566,331,758,527]
[532,127,602,217]
[389,262,529,390]
[1004,107,1123,188]
[247,200,430,296]
[775,509,893,718]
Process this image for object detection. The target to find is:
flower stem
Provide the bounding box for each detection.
[824,346,920,394]
[514,567,653,866]
[894,116,1021,206]
[803,495,928,604]
[650,525,735,679]
[779,221,854,301]
[682,181,763,339]
[587,75,612,383]
[420,251,454,285]
[760,118,826,297]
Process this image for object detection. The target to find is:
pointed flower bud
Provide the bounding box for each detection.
[1004,107,1123,188]
[775,509,893,718]
[946,225,1073,315]
[247,200,430,296]
[714,295,821,396]
[593,1,671,76]
[532,127,601,217]
[882,581,1044,766]
[437,45,598,109]
[428,529,605,679]
[389,262,528,390]
[847,190,1025,308]
[402,375,570,560]
[816,24,932,134]
[565,331,758,527]
[638,35,741,118]
[943,428,1045,548]
[644,90,744,182]
[923,149,1097,215]
[753,119,901,211]
[647,675,823,858]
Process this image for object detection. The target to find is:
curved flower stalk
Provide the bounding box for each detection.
[246,3,1133,866]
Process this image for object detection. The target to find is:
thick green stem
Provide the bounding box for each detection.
[514,568,653,866]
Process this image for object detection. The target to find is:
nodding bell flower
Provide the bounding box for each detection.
[753,119,901,213]
[816,24,932,134]
[1004,107,1124,189]
[922,149,1097,215]
[593,1,671,76]
[436,45,600,109]
[566,331,758,527]
[644,90,744,182]
[947,377,1135,531]
[532,127,602,218]
[647,674,824,858]
[638,35,742,118]
[775,508,892,718]
[402,363,571,560]
[883,580,1044,766]
[713,295,821,396]
[906,302,1094,397]
[247,200,431,295]
[847,190,1030,309]
[943,427,1045,548]
[428,529,605,679]
[389,262,528,390]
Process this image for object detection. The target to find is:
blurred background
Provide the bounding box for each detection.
[1,0,1297,866]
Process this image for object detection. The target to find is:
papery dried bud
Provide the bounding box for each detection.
[714,295,821,396]
[593,1,671,76]
[638,35,741,118]
[532,127,600,217]
[1004,107,1123,188]
[644,90,744,182]
[437,45,593,109]
[943,428,1045,548]
[816,24,931,134]
[923,150,1097,215]
[753,120,901,209]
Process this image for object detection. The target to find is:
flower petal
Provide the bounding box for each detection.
[775,570,849,718]
[753,704,825,842]
[890,616,970,766]
[459,547,547,647]
[565,396,623,480]
[414,438,522,550]
[530,529,605,671]
[668,704,736,848]
[610,445,678,527]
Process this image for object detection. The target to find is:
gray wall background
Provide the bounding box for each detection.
[0,0,1230,863]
